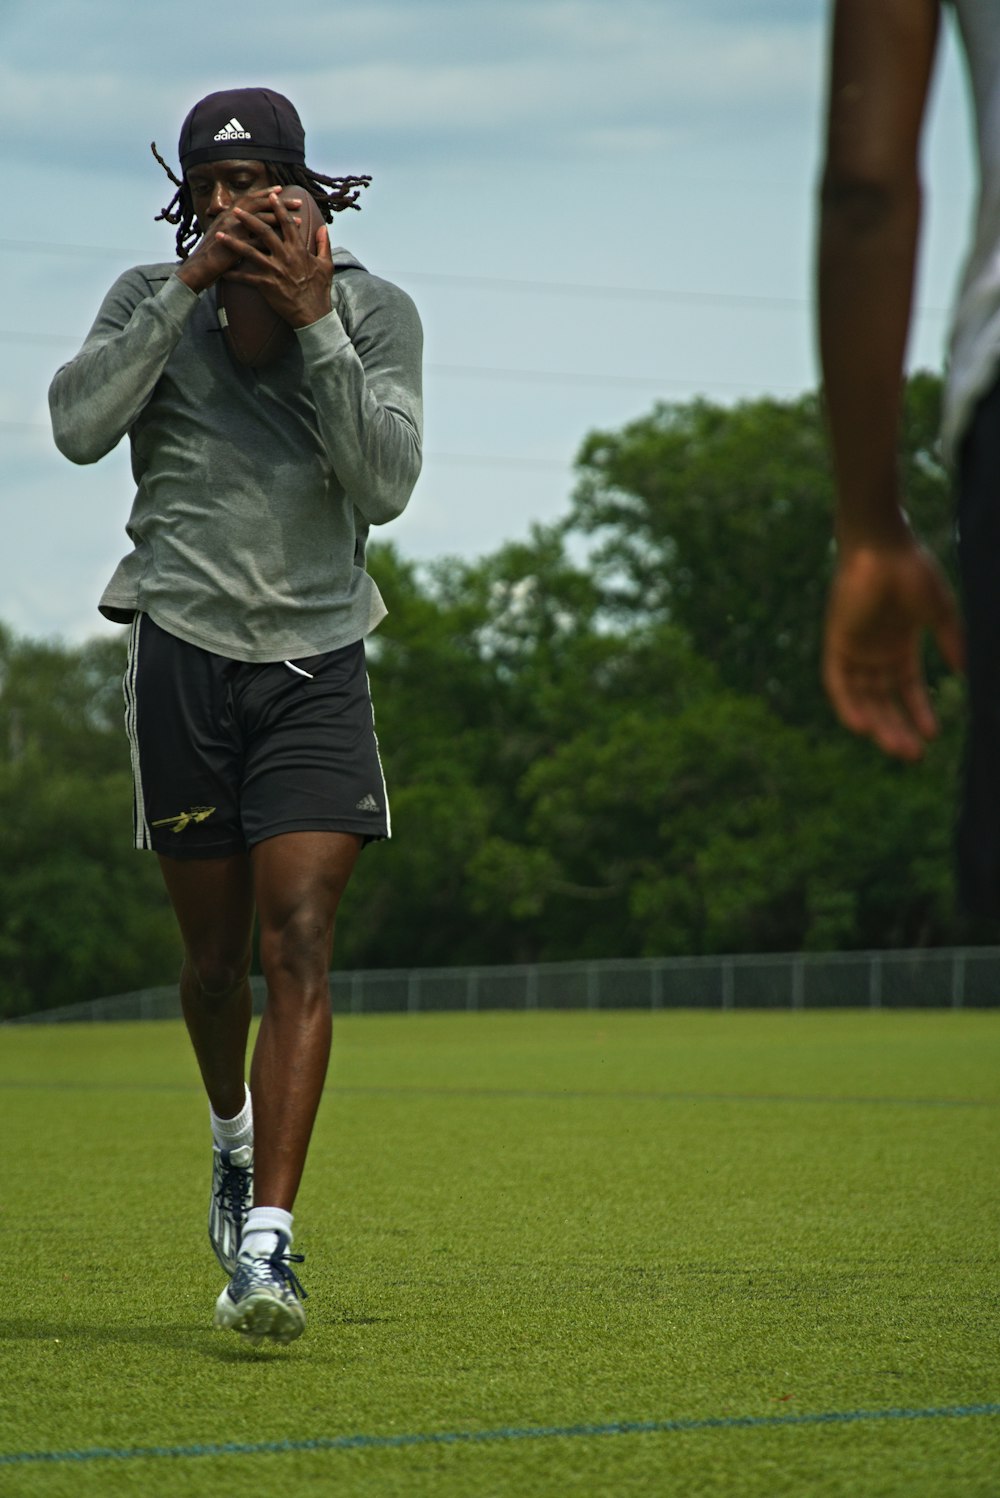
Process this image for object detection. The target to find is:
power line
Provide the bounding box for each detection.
[0,330,809,396]
[425,452,571,472]
[0,237,950,318]
[406,271,816,313]
[429,363,805,395]
[0,234,808,307]
[0,331,72,347]
[0,418,573,471]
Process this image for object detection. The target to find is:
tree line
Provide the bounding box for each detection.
[0,373,972,1017]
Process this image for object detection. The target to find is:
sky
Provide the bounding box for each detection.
[0,0,976,643]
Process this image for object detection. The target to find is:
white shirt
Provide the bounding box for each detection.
[943,0,1000,458]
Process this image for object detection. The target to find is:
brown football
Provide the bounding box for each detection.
[216,185,326,368]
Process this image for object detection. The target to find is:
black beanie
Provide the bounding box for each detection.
[178,88,306,171]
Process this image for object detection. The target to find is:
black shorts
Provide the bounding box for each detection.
[957,374,1000,915]
[124,614,390,859]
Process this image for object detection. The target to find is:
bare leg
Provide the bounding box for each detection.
[250,830,361,1210]
[157,854,256,1120]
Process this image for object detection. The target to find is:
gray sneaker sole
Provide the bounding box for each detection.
[214,1285,306,1345]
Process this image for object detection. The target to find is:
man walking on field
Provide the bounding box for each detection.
[49,88,422,1343]
[819,0,1000,915]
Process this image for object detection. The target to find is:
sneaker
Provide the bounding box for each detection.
[214,1232,307,1344]
[209,1143,254,1275]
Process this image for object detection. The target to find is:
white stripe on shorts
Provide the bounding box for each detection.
[366,667,391,839]
[124,614,152,850]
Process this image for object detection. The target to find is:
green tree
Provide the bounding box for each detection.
[0,756,182,1017]
[566,373,954,732]
[467,677,960,962]
[0,630,181,1016]
[0,627,129,777]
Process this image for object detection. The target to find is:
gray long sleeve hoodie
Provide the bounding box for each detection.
[49,250,422,662]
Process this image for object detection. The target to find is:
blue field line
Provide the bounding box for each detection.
[3,1403,998,1468]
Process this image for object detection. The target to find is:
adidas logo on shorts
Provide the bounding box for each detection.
[355,793,381,813]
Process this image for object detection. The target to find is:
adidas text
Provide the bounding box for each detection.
[214,118,252,142]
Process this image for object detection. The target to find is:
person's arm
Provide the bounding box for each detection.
[218,194,423,525]
[48,270,200,464]
[818,0,963,759]
[296,272,423,527]
[49,187,286,464]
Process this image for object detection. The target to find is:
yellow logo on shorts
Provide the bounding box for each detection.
[151,806,217,833]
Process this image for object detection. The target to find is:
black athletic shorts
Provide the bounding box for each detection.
[124,614,390,859]
[957,374,1000,915]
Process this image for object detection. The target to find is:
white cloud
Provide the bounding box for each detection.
[0,2,823,178]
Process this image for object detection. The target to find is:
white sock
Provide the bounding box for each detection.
[241,1206,293,1261]
[210,1085,253,1151]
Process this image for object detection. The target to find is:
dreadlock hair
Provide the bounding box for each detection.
[151,142,372,261]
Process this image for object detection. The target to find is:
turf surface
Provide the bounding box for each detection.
[0,1009,997,1496]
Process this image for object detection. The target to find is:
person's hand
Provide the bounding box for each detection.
[176,187,286,293]
[215,190,334,329]
[822,537,964,760]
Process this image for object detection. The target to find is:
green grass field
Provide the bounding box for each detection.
[0,1009,997,1497]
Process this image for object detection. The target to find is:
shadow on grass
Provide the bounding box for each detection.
[0,1317,202,1348]
[0,1309,396,1361]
